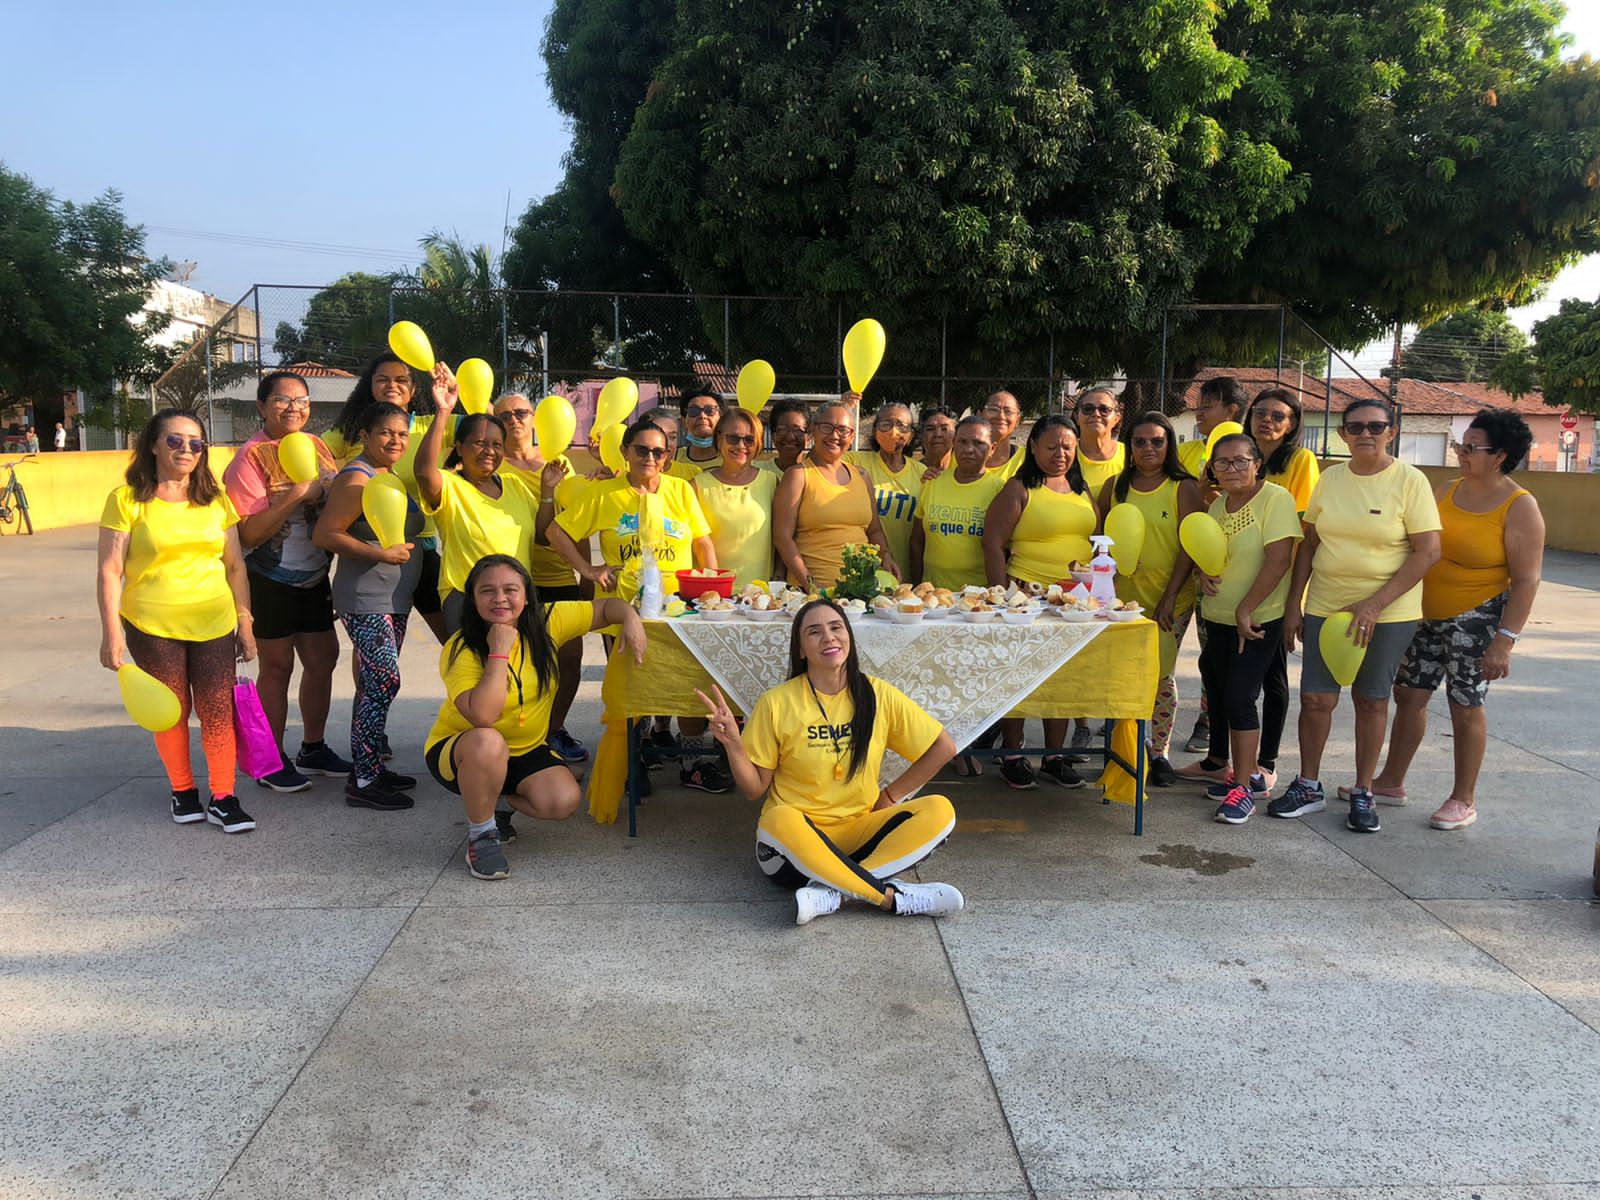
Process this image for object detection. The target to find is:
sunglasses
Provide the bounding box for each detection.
[165,434,206,453]
[721,434,757,447]
[629,445,669,460]
[1253,409,1293,425]
[1454,442,1496,455]
[1131,436,1167,449]
[1076,404,1116,416]
[500,408,534,422]
[686,404,721,418]
[1343,421,1391,436]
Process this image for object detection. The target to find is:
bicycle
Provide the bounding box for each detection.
[0,455,36,535]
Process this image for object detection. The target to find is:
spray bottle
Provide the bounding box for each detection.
[1088,534,1118,609]
[637,547,664,619]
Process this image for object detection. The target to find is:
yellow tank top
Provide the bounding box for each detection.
[1422,480,1527,620]
[1006,483,1095,584]
[847,451,922,573]
[792,459,874,588]
[1115,477,1193,613]
[1078,443,1126,498]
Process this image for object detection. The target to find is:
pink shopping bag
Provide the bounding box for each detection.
[233,678,282,781]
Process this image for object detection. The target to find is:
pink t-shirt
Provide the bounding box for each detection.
[222,430,336,586]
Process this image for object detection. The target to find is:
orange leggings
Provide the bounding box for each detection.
[124,623,237,797]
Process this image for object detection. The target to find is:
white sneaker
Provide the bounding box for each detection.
[795,882,842,926]
[890,880,965,917]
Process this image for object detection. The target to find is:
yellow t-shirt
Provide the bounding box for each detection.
[424,601,593,761]
[100,486,241,641]
[554,474,710,601]
[693,468,778,591]
[1202,483,1304,625]
[1265,447,1320,514]
[502,457,578,589]
[1304,461,1441,622]
[744,675,943,829]
[422,470,540,597]
[665,459,702,482]
[918,469,1006,589]
[1078,443,1127,499]
[1006,483,1095,584]
[1177,438,1208,479]
[846,451,923,572]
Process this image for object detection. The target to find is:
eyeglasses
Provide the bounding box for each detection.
[629,445,669,460]
[686,404,721,418]
[1211,456,1257,472]
[983,407,1020,420]
[1253,409,1292,425]
[1343,421,1391,436]
[164,434,206,453]
[1454,442,1496,455]
[1131,436,1167,449]
[500,408,534,422]
[773,423,807,438]
[268,395,310,409]
[1076,404,1116,416]
[875,420,913,433]
[721,434,757,447]
[813,421,854,438]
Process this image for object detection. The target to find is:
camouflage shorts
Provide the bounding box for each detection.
[1394,592,1507,708]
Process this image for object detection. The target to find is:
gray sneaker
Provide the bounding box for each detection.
[1066,723,1093,763]
[1267,777,1325,819]
[466,831,510,880]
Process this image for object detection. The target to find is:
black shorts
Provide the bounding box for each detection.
[412,545,442,617]
[248,571,334,641]
[536,584,583,603]
[425,735,567,796]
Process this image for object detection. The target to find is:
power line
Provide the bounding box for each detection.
[143,225,420,264]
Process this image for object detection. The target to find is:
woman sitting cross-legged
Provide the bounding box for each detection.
[424,554,646,881]
[697,599,964,925]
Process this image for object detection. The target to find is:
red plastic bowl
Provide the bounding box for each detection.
[675,568,735,599]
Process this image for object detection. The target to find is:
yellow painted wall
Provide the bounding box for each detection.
[1417,465,1596,554]
[9,448,238,533]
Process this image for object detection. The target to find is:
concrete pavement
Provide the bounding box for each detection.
[2,526,1597,1199]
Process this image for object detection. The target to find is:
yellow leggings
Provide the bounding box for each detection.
[755,794,956,904]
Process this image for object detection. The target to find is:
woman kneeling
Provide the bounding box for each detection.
[424,554,645,880]
[699,599,963,925]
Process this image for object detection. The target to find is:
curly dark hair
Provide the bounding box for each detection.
[125,411,220,505]
[333,353,422,443]
[1466,408,1533,473]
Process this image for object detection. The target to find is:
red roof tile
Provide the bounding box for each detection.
[1176,366,1562,418]
[282,360,357,379]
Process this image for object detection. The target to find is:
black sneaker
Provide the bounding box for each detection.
[205,795,256,833]
[465,830,509,880]
[1001,756,1038,790]
[495,811,518,844]
[649,727,680,760]
[1147,755,1180,788]
[680,758,732,793]
[1184,720,1211,754]
[295,741,352,777]
[256,762,311,793]
[376,768,417,791]
[345,775,415,811]
[1039,755,1086,789]
[1346,787,1381,833]
[1267,777,1326,819]
[170,787,205,824]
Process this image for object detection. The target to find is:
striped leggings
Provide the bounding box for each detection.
[341,612,407,783]
[756,794,956,905]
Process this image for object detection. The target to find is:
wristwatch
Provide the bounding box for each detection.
[1495,627,1521,643]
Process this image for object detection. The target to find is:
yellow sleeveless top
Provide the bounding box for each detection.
[695,468,778,590]
[1006,483,1096,584]
[1115,477,1192,613]
[1078,442,1127,499]
[846,451,922,572]
[792,459,874,588]
[1422,480,1528,620]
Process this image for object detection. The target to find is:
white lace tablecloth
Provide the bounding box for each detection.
[670,615,1108,753]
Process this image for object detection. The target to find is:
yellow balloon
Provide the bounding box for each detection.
[118,664,182,732]
[842,318,887,393]
[599,423,626,474]
[736,360,776,415]
[1104,503,1147,573]
[361,472,410,549]
[1179,512,1227,576]
[277,431,319,483]
[596,378,639,430]
[456,358,494,414]
[1318,611,1370,688]
[387,321,435,372]
[1206,420,1246,456]
[534,395,577,459]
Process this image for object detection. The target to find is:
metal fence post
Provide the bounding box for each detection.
[940,315,948,407]
[1046,330,1055,412]
[1157,308,1170,413]
[1277,305,1286,376]
[252,285,263,370]
[613,294,622,367]
[500,292,510,377]
[387,288,395,327]
[723,296,731,373]
[835,302,843,394]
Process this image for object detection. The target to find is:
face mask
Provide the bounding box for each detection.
[685,432,715,449]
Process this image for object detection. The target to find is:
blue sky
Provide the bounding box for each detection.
[4,0,1596,340]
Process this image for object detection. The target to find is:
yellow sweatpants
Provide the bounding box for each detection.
[755,794,956,904]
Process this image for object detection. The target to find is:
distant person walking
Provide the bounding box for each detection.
[53,422,67,451]
[25,427,39,454]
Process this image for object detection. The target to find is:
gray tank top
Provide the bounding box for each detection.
[331,463,425,614]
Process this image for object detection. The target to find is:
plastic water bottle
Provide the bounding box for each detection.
[638,548,663,619]
[1088,534,1118,608]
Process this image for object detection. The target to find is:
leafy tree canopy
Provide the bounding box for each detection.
[0,163,171,408]
[1527,295,1600,412]
[1399,308,1527,381]
[514,0,1600,383]
[272,270,392,372]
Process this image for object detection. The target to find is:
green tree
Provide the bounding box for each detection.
[271,271,392,371]
[1527,296,1600,412]
[1399,309,1527,382]
[0,164,171,422]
